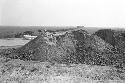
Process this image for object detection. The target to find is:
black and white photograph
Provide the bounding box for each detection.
[0,0,125,83]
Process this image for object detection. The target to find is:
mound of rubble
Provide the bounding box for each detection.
[5,28,118,67]
[94,29,125,68]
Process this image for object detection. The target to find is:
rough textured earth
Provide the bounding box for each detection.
[2,28,125,68]
[5,28,115,66]
[0,58,124,83]
[94,29,125,68]
[94,29,125,52]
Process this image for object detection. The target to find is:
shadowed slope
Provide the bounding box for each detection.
[94,29,125,68]
[94,29,125,52]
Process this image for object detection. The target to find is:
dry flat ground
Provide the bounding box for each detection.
[0,57,124,83]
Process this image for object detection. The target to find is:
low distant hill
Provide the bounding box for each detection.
[0,26,96,38]
[0,26,123,38]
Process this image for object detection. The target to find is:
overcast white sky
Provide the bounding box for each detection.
[0,0,125,27]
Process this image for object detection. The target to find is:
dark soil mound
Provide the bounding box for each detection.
[94,29,116,46]
[94,29,125,52]
[94,29,125,68]
[5,28,115,66]
[4,28,125,69]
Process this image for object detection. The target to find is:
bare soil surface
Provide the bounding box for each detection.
[0,58,124,83]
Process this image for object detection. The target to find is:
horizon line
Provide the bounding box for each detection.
[0,25,125,29]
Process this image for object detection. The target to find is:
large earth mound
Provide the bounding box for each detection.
[5,28,117,66]
[94,29,125,68]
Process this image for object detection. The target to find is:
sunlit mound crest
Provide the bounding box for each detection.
[7,28,114,65]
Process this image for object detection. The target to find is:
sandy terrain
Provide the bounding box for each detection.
[0,38,30,46]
